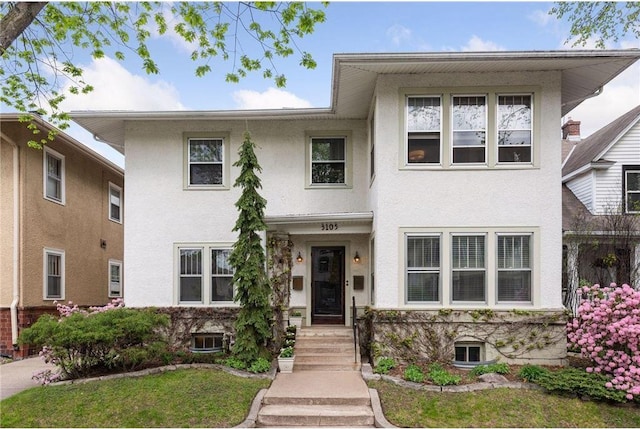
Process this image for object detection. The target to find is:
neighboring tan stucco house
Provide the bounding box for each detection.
[73,50,640,366]
[0,114,124,358]
[562,105,640,314]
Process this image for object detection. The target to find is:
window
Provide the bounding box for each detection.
[454,342,484,363]
[407,96,441,164]
[310,137,346,184]
[452,95,486,164]
[211,249,234,302]
[191,333,224,352]
[187,138,224,186]
[109,260,122,298]
[44,249,64,299]
[108,183,122,223]
[497,95,532,163]
[177,245,234,304]
[497,235,532,302]
[624,166,640,214]
[452,235,486,302]
[43,147,65,203]
[406,235,440,302]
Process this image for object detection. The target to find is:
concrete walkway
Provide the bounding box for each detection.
[0,357,54,400]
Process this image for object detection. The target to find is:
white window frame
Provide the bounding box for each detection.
[175,243,236,306]
[405,234,441,303]
[305,131,352,188]
[454,342,485,363]
[43,248,65,300]
[406,95,442,166]
[190,333,224,353]
[451,95,487,165]
[108,259,123,298]
[43,147,65,204]
[108,182,123,223]
[624,166,640,214]
[496,94,533,165]
[496,234,532,303]
[183,133,230,190]
[451,233,487,303]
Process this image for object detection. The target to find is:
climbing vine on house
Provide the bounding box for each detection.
[267,233,293,349]
[229,131,272,364]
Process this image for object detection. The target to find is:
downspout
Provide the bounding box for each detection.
[7,138,20,349]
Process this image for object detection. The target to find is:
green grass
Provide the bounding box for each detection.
[1,368,270,428]
[370,379,640,428]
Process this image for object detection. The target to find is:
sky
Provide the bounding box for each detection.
[34,2,640,167]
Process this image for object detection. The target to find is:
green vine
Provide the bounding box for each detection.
[267,233,293,350]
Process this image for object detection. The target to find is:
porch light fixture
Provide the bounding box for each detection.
[353,251,361,263]
[296,252,303,263]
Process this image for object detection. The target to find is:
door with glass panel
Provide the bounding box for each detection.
[311,246,345,324]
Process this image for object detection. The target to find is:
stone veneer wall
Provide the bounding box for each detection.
[358,309,568,366]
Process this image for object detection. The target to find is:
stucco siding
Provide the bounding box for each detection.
[0,139,17,307]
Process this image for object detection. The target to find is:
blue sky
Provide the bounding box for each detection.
[51,1,640,167]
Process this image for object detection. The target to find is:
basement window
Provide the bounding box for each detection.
[190,333,223,353]
[454,342,483,364]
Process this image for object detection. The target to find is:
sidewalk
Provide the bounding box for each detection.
[0,357,54,400]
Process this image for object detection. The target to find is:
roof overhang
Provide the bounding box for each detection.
[72,49,640,153]
[265,211,373,235]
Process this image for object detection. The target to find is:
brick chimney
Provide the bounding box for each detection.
[562,118,581,141]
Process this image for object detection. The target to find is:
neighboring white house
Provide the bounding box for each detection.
[73,50,640,365]
[562,105,640,313]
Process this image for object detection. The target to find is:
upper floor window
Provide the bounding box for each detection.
[406,235,440,302]
[452,96,487,164]
[624,166,640,214]
[43,147,65,204]
[44,248,64,299]
[310,136,346,185]
[177,245,235,304]
[497,95,532,163]
[108,182,123,223]
[186,137,224,187]
[452,234,486,302]
[407,96,441,164]
[497,234,531,302]
[109,260,123,298]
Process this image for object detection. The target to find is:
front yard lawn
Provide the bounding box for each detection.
[370,379,640,428]
[0,368,270,428]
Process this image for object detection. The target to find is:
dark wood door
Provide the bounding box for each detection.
[311,246,345,324]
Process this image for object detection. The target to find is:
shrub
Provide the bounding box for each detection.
[225,356,248,370]
[534,368,629,403]
[518,364,549,383]
[567,283,640,400]
[19,303,169,382]
[427,363,461,386]
[470,362,510,377]
[279,346,294,358]
[374,357,396,375]
[248,357,272,373]
[404,364,425,383]
[286,324,297,334]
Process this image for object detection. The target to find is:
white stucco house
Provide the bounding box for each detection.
[73,50,640,365]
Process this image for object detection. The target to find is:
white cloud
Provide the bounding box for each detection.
[60,57,186,111]
[563,63,640,137]
[528,8,554,27]
[232,87,312,109]
[386,24,412,46]
[461,35,505,52]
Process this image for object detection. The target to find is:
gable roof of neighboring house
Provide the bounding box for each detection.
[562,104,640,181]
[71,50,640,153]
[562,184,597,232]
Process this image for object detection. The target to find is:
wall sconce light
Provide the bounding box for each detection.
[296,252,303,263]
[353,251,361,263]
[100,239,107,249]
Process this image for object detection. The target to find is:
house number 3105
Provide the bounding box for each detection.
[321,223,339,231]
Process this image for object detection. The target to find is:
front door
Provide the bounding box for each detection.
[311,246,345,324]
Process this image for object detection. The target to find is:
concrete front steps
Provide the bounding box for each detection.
[256,326,374,427]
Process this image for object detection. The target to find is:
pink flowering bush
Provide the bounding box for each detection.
[567,283,640,400]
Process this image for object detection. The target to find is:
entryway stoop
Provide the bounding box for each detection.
[256,326,374,427]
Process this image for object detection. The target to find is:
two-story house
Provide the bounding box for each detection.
[562,105,640,314]
[0,114,124,358]
[73,50,640,366]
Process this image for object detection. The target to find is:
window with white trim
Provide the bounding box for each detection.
[44,249,64,299]
[452,235,486,302]
[177,245,235,304]
[108,182,123,223]
[497,94,532,163]
[407,96,441,164]
[454,342,484,363]
[44,147,65,204]
[310,136,346,184]
[452,95,486,164]
[109,260,123,298]
[497,234,532,302]
[624,166,640,214]
[406,235,440,302]
[191,333,224,352]
[187,138,224,187]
